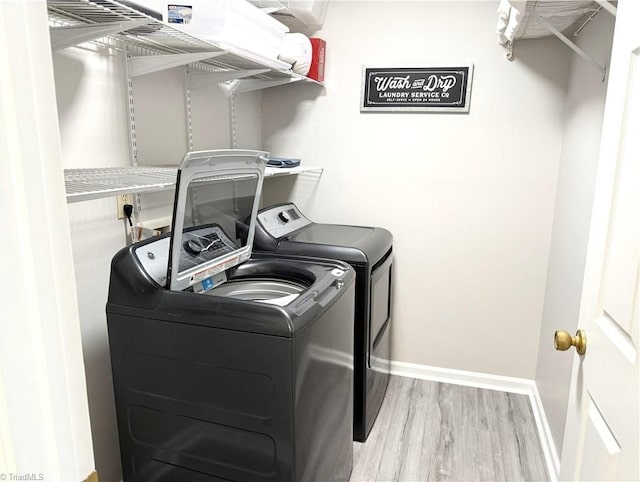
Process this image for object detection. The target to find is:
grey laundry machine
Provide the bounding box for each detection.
[106,150,355,481]
[253,203,393,442]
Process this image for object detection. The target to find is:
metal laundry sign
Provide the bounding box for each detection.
[361,65,474,113]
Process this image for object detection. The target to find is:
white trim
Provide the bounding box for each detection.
[390,360,533,394]
[390,360,560,481]
[0,1,94,478]
[529,382,561,481]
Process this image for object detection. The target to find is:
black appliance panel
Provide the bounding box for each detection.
[254,204,392,266]
[288,224,375,247]
[370,251,393,359]
[253,202,393,442]
[107,250,355,481]
[366,321,390,438]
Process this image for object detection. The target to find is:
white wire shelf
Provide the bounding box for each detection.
[64,167,178,203]
[265,165,323,178]
[500,0,615,80]
[64,165,323,203]
[47,0,323,88]
[514,1,602,41]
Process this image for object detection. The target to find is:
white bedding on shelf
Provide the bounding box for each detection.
[496,0,603,45]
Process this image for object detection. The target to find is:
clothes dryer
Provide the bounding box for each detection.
[106,151,355,481]
[253,203,393,442]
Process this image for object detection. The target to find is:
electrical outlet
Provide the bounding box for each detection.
[116,194,134,220]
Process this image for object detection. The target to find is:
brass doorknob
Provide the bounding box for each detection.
[554,329,587,355]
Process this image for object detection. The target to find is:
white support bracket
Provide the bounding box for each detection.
[261,7,285,14]
[505,41,514,61]
[189,69,271,89]
[129,51,227,77]
[250,0,287,14]
[594,0,617,17]
[49,20,151,51]
[220,77,303,96]
[534,13,606,82]
[185,69,193,151]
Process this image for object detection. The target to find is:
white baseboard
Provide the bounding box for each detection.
[528,382,561,481]
[389,360,560,481]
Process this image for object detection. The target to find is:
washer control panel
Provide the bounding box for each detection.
[177,226,236,273]
[134,225,237,287]
[257,203,312,239]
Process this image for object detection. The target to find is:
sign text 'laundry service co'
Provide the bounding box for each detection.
[361,65,474,113]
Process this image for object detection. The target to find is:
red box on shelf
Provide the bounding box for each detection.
[308,38,326,82]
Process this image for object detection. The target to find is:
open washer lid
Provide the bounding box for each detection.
[167,149,267,292]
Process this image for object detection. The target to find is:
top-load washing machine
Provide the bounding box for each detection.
[253,203,393,442]
[106,150,355,481]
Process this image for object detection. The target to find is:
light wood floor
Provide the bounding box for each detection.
[351,376,548,482]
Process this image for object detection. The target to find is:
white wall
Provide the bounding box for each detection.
[262,1,570,378]
[54,44,131,482]
[535,11,615,457]
[53,44,262,480]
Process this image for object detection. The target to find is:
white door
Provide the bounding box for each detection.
[559,0,639,480]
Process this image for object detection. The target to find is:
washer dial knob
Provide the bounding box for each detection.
[278,210,291,223]
[184,238,205,256]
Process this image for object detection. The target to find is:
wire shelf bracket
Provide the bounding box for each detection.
[534,13,606,82]
[189,69,271,89]
[594,0,617,16]
[129,51,227,77]
[225,77,304,95]
[49,20,151,51]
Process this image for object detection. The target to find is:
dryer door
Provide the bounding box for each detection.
[168,149,267,292]
[369,251,392,370]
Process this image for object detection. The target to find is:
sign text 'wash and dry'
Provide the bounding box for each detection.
[361,66,473,113]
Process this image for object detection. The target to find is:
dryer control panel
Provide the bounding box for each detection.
[257,203,312,239]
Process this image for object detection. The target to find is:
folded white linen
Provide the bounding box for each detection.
[497,0,511,20]
[496,0,511,45]
[505,0,527,42]
[497,14,509,33]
